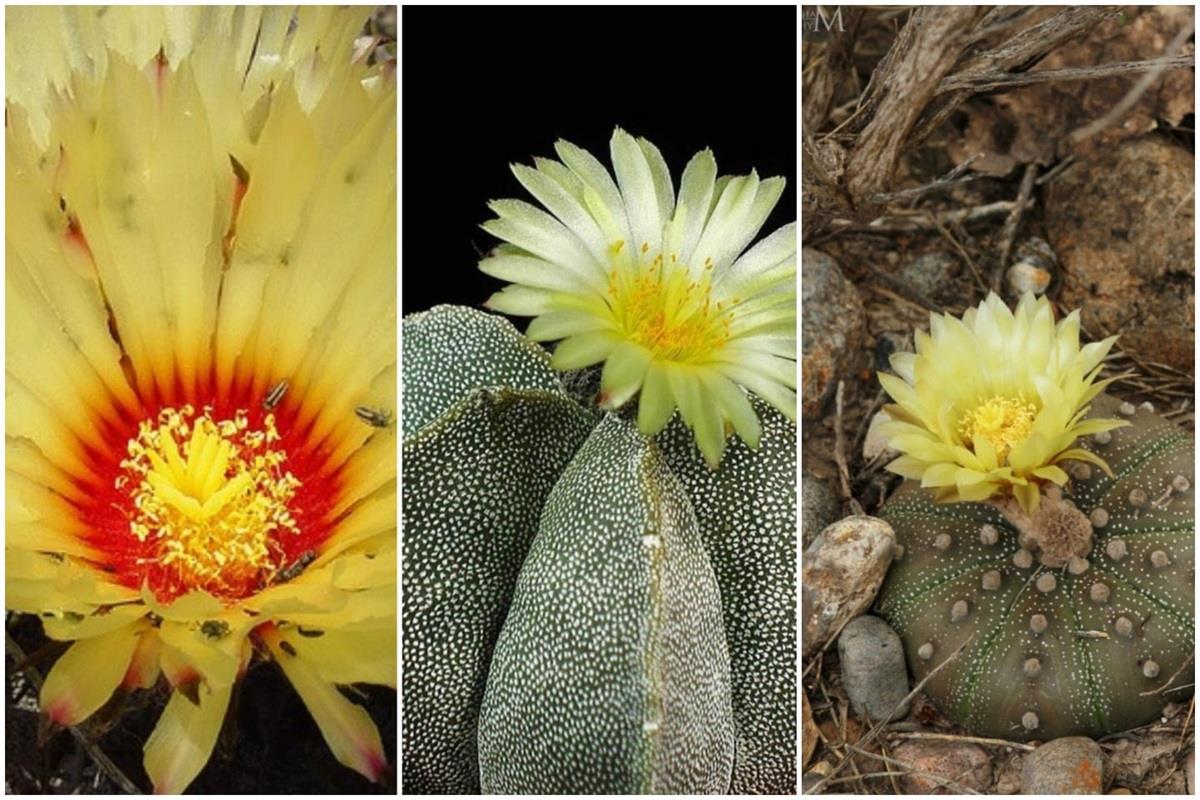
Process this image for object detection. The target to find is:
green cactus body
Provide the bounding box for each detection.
[657,398,797,792]
[401,306,596,792]
[876,395,1194,740]
[478,415,734,793]
[403,305,797,793]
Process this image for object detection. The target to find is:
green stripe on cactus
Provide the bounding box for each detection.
[402,379,596,793]
[478,415,734,793]
[401,304,566,438]
[656,398,797,793]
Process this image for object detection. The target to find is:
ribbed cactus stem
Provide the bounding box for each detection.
[990,484,1093,568]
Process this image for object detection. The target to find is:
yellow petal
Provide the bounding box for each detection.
[143,684,233,794]
[40,623,141,726]
[124,627,163,690]
[286,622,396,688]
[261,624,388,783]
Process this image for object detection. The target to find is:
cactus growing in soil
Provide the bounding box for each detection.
[878,395,1194,739]
[874,293,1194,740]
[402,306,796,793]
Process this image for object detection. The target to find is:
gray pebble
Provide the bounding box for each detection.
[837,615,911,722]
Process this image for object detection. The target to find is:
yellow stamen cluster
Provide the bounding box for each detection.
[119,405,302,597]
[958,396,1039,463]
[607,242,734,362]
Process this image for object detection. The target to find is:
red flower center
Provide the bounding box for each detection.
[74,382,342,603]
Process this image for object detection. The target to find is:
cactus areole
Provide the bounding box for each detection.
[877,398,1194,740]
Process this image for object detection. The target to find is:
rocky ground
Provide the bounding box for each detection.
[802,6,1194,794]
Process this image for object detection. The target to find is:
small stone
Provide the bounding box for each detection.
[1023,657,1042,677]
[1150,550,1170,568]
[1143,660,1160,679]
[802,249,866,418]
[1022,711,1040,730]
[933,533,952,551]
[837,615,911,721]
[1072,463,1093,480]
[1114,617,1134,636]
[1089,582,1110,604]
[1030,614,1048,633]
[1106,539,1127,560]
[979,524,999,546]
[951,599,969,623]
[802,516,896,657]
[900,250,960,299]
[1139,401,1154,413]
[894,544,905,559]
[1119,401,1136,416]
[1036,573,1057,593]
[1013,548,1034,569]
[981,570,1002,591]
[1067,557,1089,575]
[1172,475,1191,493]
[1093,430,1112,445]
[1006,261,1053,297]
[1021,736,1104,793]
[918,642,934,661]
[801,473,841,549]
[1090,508,1109,528]
[892,741,992,795]
[1128,488,1148,507]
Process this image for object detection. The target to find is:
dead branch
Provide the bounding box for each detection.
[910,7,1120,145]
[845,7,988,213]
[829,200,1018,234]
[939,52,1194,93]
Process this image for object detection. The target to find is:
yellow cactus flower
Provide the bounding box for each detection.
[6,6,395,793]
[878,292,1127,512]
[480,128,796,468]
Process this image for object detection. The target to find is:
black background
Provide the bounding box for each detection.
[400,5,797,314]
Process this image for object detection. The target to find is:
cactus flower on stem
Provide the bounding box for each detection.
[6,6,395,793]
[875,292,1193,740]
[479,128,797,467]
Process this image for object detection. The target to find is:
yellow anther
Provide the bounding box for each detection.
[959,396,1039,463]
[119,406,301,598]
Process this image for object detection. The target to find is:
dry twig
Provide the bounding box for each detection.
[939,52,1194,92]
[886,730,1037,752]
[834,381,853,502]
[992,163,1039,290]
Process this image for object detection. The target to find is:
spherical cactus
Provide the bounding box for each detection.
[876,394,1194,740]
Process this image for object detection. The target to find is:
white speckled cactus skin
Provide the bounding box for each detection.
[876,395,1194,740]
[401,306,797,793]
[478,415,735,793]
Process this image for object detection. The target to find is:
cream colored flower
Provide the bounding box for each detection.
[480,127,796,468]
[879,292,1127,511]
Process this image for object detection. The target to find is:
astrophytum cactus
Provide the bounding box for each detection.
[877,395,1194,739]
[402,305,796,793]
